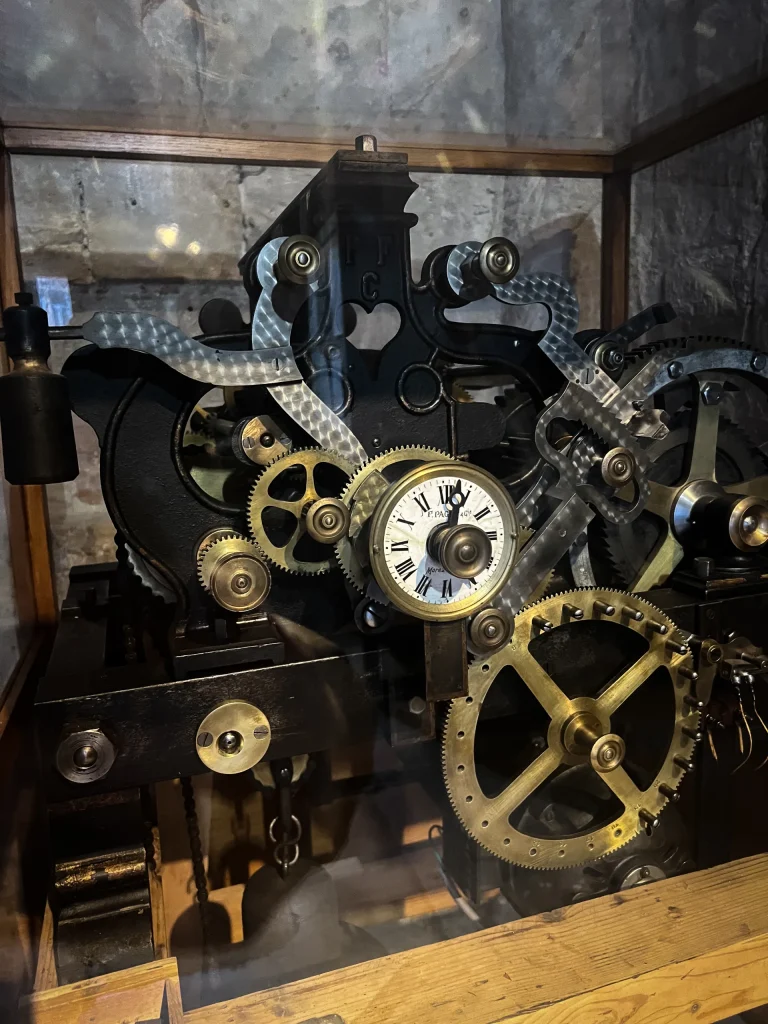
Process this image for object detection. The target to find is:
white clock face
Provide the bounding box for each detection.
[380,474,507,608]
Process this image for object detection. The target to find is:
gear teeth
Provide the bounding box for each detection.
[196,530,243,588]
[443,588,698,870]
[248,447,355,574]
[335,446,456,590]
[339,445,454,504]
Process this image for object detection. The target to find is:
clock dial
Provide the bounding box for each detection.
[369,463,518,621]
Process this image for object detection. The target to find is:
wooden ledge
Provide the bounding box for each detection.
[21,854,768,1023]
[1,126,612,176]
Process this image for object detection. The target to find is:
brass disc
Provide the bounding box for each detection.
[196,701,271,774]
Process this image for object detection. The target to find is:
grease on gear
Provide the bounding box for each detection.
[248,448,355,574]
[442,588,700,869]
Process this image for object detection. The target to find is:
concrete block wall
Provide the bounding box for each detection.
[11,155,601,600]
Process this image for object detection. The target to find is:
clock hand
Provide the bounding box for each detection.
[447,480,468,527]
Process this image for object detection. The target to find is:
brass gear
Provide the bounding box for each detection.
[443,588,700,870]
[196,530,271,613]
[248,448,355,574]
[334,445,456,591]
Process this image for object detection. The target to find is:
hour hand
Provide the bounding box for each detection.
[448,481,467,526]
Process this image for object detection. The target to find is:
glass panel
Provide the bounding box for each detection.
[2,1,766,150]
[13,154,601,599]
[630,117,767,339]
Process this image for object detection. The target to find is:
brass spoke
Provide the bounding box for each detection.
[630,527,684,593]
[596,647,664,717]
[512,647,571,720]
[598,764,643,809]
[725,474,768,500]
[687,381,720,482]
[484,747,562,826]
[266,497,303,516]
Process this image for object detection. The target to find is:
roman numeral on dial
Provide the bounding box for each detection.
[415,575,431,596]
[394,557,416,580]
[397,517,414,527]
[475,506,491,520]
[441,579,453,599]
[390,540,409,551]
[413,492,430,513]
[485,530,498,541]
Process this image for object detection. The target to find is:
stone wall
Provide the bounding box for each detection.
[0,0,626,147]
[3,0,766,149]
[630,117,768,344]
[11,154,601,600]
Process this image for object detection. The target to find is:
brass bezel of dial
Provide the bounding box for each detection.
[368,461,519,622]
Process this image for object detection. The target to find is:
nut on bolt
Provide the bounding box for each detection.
[478,237,520,285]
[56,727,116,784]
[277,235,321,285]
[305,497,350,545]
[468,607,513,654]
[701,381,723,406]
[601,446,636,489]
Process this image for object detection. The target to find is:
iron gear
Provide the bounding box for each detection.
[334,445,456,592]
[442,588,700,869]
[248,448,355,574]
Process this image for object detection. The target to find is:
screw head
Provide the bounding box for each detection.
[197,731,213,747]
[752,353,766,372]
[259,432,275,448]
[232,572,252,593]
[408,696,427,716]
[668,361,683,379]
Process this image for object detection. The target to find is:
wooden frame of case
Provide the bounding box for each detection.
[1,69,768,1024]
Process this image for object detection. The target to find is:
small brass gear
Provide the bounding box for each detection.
[443,588,700,870]
[334,445,456,591]
[196,530,271,613]
[248,448,355,574]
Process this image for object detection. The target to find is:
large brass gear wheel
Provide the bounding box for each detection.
[248,448,355,574]
[443,588,701,869]
[334,445,456,591]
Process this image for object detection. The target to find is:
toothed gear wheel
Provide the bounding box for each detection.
[248,448,355,574]
[442,588,700,870]
[581,335,768,590]
[334,445,456,592]
[196,530,271,612]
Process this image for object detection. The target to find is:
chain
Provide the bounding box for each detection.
[181,777,211,958]
[268,813,302,871]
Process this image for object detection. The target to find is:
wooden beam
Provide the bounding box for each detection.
[600,171,631,329]
[1,126,613,177]
[501,930,768,1024]
[184,854,768,1024]
[615,73,768,174]
[21,957,183,1024]
[0,146,57,626]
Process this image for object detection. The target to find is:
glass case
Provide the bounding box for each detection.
[1,3,767,1022]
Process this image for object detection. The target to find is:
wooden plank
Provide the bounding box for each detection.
[21,957,182,1024]
[615,73,768,173]
[600,171,631,330]
[32,904,57,993]
[502,930,768,1024]
[185,854,768,1024]
[1,126,613,177]
[0,146,57,626]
